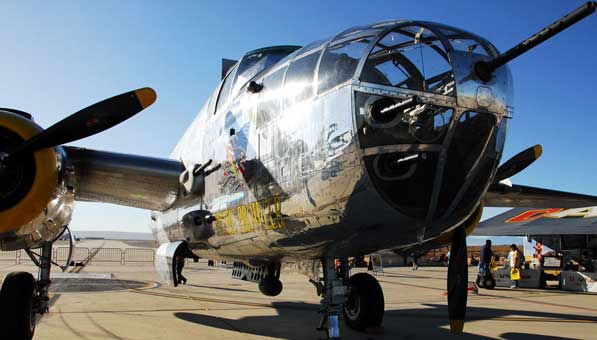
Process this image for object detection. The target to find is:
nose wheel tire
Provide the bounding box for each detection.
[0,272,36,340]
[343,273,384,331]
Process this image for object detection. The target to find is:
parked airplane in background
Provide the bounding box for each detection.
[474,206,597,271]
[1,2,596,339]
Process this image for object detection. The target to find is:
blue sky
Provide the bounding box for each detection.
[1,1,596,240]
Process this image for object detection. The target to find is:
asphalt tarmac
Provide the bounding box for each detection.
[0,244,595,339]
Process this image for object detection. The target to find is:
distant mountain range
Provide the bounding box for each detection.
[69,230,154,241]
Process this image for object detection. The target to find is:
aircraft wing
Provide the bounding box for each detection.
[473,206,597,236]
[64,146,184,211]
[483,182,597,208]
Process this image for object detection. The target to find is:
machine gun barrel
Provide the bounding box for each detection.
[475,1,597,82]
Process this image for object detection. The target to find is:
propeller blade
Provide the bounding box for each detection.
[447,226,468,334]
[11,87,156,155]
[494,144,542,183]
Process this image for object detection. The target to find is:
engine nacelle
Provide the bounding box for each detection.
[0,110,73,250]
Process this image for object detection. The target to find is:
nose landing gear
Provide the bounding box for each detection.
[0,228,74,340]
[313,258,385,339]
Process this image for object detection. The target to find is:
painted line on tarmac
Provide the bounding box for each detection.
[138,280,161,290]
[129,289,318,312]
[130,289,271,309]
[53,307,218,314]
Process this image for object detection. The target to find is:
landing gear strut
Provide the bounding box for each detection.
[32,242,53,317]
[313,258,385,339]
[1,232,72,340]
[315,258,348,339]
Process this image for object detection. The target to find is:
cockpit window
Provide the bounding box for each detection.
[256,65,287,127]
[438,28,495,57]
[275,49,301,68]
[318,37,372,94]
[231,49,293,98]
[360,26,453,96]
[284,51,321,104]
[215,64,238,114]
[297,38,327,55]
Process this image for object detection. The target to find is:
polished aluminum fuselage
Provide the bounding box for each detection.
[151,20,513,263]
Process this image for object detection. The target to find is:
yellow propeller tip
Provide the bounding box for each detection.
[533,144,543,159]
[449,320,464,334]
[135,87,157,109]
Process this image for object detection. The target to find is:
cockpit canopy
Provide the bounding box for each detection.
[212,20,509,116]
[357,22,497,95]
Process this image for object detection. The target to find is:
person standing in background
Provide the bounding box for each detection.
[479,240,493,277]
[410,253,418,271]
[508,244,521,288]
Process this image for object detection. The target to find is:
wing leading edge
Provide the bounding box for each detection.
[473,206,597,236]
[484,182,597,208]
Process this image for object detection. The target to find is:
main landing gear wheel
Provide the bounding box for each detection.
[0,272,36,340]
[343,273,384,331]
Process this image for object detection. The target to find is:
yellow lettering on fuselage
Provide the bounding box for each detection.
[249,201,262,231]
[211,195,285,236]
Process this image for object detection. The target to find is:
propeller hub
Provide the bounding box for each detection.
[0,110,58,233]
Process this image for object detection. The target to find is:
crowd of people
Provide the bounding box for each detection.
[477,240,524,288]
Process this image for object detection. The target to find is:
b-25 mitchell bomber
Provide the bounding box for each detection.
[1,2,597,339]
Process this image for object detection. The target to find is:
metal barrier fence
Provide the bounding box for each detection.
[90,248,124,264]
[0,251,18,262]
[0,247,156,265]
[55,247,90,263]
[124,248,155,263]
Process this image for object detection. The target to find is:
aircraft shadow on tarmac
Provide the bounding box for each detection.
[174,301,596,339]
